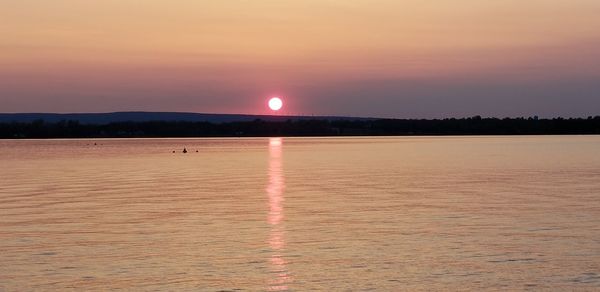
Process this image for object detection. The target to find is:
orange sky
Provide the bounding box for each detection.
[1,0,600,117]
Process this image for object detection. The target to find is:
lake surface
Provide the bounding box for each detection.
[1,136,600,291]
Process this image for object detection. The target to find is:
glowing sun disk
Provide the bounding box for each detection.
[269,97,283,111]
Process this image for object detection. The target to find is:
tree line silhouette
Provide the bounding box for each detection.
[1,116,599,138]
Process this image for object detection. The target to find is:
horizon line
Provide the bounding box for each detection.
[1,111,599,120]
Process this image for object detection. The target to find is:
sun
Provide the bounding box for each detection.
[268,97,283,111]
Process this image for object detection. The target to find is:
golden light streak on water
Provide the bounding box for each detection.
[267,138,292,291]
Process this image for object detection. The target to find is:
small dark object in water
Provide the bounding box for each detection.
[94,142,97,146]
[172,150,175,153]
[183,148,188,153]
[196,150,199,153]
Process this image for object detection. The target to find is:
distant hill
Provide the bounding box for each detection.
[1,114,599,138]
[0,112,374,124]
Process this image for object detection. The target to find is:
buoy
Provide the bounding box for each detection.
[183,148,188,154]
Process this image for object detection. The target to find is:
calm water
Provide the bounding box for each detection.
[1,136,600,291]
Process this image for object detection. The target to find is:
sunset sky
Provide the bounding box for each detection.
[1,0,599,117]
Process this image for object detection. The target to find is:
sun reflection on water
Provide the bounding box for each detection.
[267,138,292,291]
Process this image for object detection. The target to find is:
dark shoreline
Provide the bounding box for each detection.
[1,116,599,139]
